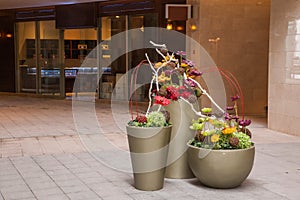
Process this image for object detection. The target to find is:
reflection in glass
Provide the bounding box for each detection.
[16,21,36,93]
[287,19,300,80]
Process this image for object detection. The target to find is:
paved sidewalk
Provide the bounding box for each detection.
[0,94,300,200]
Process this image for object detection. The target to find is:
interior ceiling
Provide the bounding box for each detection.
[0,0,106,10]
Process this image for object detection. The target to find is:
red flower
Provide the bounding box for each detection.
[154,96,171,106]
[177,86,187,93]
[166,86,179,100]
[180,91,191,99]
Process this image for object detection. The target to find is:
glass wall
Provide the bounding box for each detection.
[15,13,158,100]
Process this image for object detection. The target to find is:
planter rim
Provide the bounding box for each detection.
[187,142,255,152]
[126,125,172,130]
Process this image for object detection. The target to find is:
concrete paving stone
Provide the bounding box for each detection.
[33,158,68,171]
[41,165,67,172]
[33,194,69,200]
[119,184,146,196]
[32,187,65,198]
[0,183,31,193]
[0,133,13,139]
[20,138,43,156]
[27,181,58,191]
[0,170,19,178]
[66,191,100,200]
[62,163,88,170]
[129,192,165,200]
[56,138,84,153]
[0,161,13,169]
[33,156,61,165]
[32,155,56,163]
[95,169,131,183]
[21,172,49,180]
[1,190,36,200]
[24,176,54,185]
[79,160,103,168]
[54,179,84,187]
[89,182,125,198]
[72,152,95,160]
[9,156,34,164]
[100,194,134,200]
[48,173,77,182]
[60,184,90,194]
[38,137,64,154]
[0,178,26,189]
[0,173,22,182]
[67,167,91,174]
[53,154,82,163]
[79,176,109,185]
[148,183,188,199]
[110,177,134,189]
[45,168,72,177]
[18,198,37,200]
[73,172,102,179]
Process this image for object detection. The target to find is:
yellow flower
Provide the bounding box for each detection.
[158,72,171,82]
[222,127,237,135]
[163,55,175,62]
[180,63,188,68]
[154,62,163,69]
[211,134,220,143]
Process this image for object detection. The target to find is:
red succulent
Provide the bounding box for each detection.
[136,115,147,123]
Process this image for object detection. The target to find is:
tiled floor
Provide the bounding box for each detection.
[0,94,300,200]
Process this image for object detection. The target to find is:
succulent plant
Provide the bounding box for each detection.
[146,111,166,127]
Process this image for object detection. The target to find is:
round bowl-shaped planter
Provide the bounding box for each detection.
[187,142,255,189]
[126,125,172,191]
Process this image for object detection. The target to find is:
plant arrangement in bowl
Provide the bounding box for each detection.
[186,69,255,189]
[189,106,253,150]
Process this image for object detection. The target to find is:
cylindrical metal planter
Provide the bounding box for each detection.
[126,125,172,191]
[164,100,197,179]
[187,143,255,189]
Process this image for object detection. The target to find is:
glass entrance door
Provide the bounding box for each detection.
[39,21,61,96]
[64,28,98,97]
[16,20,61,96]
[100,15,127,100]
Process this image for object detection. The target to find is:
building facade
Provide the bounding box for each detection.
[2,0,300,137]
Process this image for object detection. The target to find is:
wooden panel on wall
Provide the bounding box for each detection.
[0,14,15,92]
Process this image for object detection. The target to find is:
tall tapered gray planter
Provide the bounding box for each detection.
[126,125,172,191]
[164,99,197,179]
